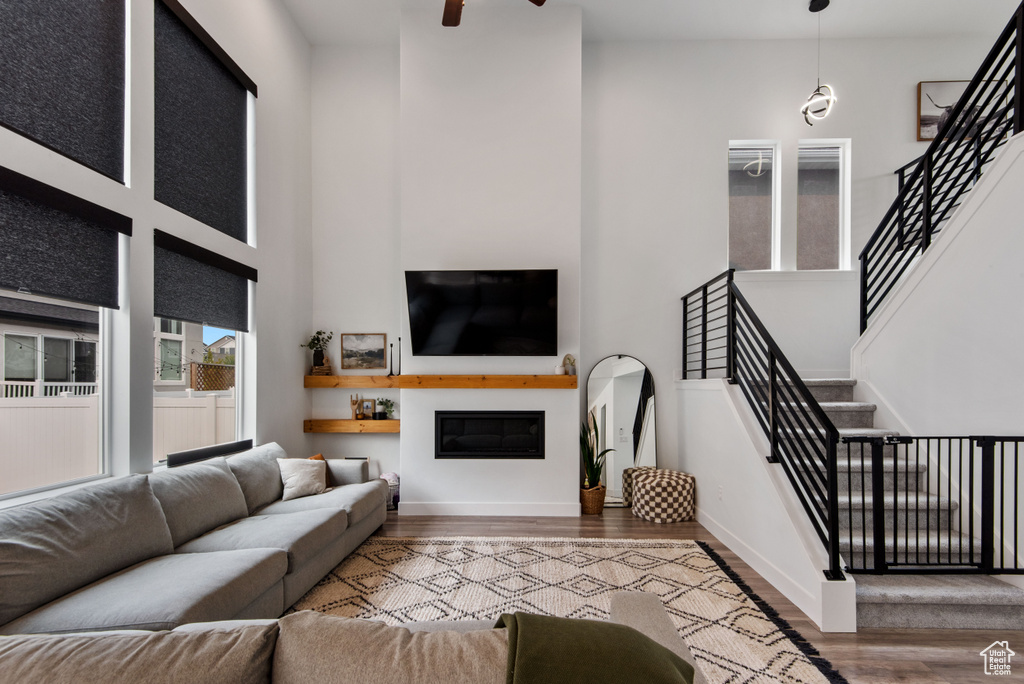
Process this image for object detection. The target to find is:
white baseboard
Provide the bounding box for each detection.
[398,502,581,517]
[696,506,819,620]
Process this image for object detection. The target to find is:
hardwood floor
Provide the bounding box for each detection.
[377,508,1024,684]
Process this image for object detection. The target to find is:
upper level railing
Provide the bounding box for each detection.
[683,270,844,580]
[859,2,1023,333]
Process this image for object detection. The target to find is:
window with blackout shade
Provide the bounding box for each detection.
[0,167,131,309]
[729,145,778,271]
[152,231,257,334]
[0,0,125,181]
[154,0,255,243]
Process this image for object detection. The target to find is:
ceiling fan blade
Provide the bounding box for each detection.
[442,0,463,27]
[528,0,547,5]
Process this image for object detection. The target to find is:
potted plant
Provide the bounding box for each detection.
[301,330,333,367]
[580,410,614,515]
[376,397,396,420]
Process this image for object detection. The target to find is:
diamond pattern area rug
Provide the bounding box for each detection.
[292,537,847,684]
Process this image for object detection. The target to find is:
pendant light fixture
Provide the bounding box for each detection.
[801,0,836,126]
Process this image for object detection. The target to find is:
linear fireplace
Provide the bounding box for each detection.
[435,410,545,459]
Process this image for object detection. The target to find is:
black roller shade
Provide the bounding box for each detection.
[0,0,125,181]
[0,166,130,310]
[154,0,252,243]
[153,230,256,333]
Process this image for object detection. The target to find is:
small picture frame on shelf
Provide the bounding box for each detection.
[342,333,387,370]
[361,399,375,416]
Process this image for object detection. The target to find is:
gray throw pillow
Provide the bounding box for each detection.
[0,621,278,684]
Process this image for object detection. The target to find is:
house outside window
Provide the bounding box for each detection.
[0,296,103,496]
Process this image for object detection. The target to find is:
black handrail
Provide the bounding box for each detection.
[682,270,844,580]
[860,3,1022,333]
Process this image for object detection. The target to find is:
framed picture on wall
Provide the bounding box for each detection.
[918,80,970,141]
[341,333,387,370]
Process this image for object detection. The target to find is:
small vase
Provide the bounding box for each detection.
[313,349,324,367]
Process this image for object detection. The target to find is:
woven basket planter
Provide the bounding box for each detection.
[580,485,606,515]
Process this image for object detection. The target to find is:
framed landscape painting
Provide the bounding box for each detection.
[341,334,387,370]
[918,80,970,141]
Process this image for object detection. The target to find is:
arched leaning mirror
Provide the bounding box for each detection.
[586,355,656,506]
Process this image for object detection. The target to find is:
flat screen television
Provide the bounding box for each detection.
[405,269,557,356]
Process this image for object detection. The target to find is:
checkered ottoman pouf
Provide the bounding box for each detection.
[631,469,696,523]
[621,466,656,508]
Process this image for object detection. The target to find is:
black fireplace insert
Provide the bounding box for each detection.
[435,410,544,459]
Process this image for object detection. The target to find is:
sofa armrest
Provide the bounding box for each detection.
[326,459,369,486]
[609,591,706,684]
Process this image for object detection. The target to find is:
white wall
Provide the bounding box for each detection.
[677,380,856,632]
[580,36,995,471]
[309,44,401,474]
[734,270,859,378]
[852,134,1024,436]
[394,6,582,514]
[0,0,312,503]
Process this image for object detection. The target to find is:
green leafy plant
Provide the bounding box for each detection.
[300,330,333,351]
[580,410,614,490]
[377,397,396,418]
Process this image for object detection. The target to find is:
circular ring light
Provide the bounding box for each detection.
[801,83,836,126]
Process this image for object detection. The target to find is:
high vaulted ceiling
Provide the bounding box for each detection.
[281,0,1020,46]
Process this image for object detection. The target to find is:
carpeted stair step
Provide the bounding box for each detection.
[802,378,857,403]
[837,492,958,532]
[839,531,982,570]
[835,454,928,493]
[856,574,1024,629]
[778,401,877,429]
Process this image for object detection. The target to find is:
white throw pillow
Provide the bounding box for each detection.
[278,458,327,501]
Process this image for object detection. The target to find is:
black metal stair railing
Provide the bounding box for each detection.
[683,270,844,580]
[860,2,1023,333]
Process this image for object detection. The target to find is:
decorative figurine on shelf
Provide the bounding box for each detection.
[302,330,334,375]
[350,394,361,420]
[562,354,577,376]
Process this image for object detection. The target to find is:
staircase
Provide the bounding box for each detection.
[804,379,1024,630]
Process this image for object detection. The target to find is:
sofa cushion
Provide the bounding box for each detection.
[0,621,278,684]
[175,509,347,573]
[149,457,249,547]
[278,458,327,501]
[0,475,174,628]
[256,479,387,525]
[0,549,287,635]
[227,443,286,514]
[272,611,507,684]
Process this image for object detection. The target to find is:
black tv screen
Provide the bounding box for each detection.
[405,270,557,356]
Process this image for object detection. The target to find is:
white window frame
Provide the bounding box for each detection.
[797,138,852,271]
[729,140,783,271]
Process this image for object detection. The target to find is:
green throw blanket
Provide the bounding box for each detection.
[495,612,695,684]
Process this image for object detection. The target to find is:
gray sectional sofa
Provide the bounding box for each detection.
[0,443,388,635]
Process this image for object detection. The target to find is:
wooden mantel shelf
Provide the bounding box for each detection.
[304,419,401,434]
[303,374,577,390]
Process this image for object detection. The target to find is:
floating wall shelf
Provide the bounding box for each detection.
[304,419,401,434]
[303,374,577,390]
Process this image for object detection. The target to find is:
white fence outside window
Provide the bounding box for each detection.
[0,389,235,496]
